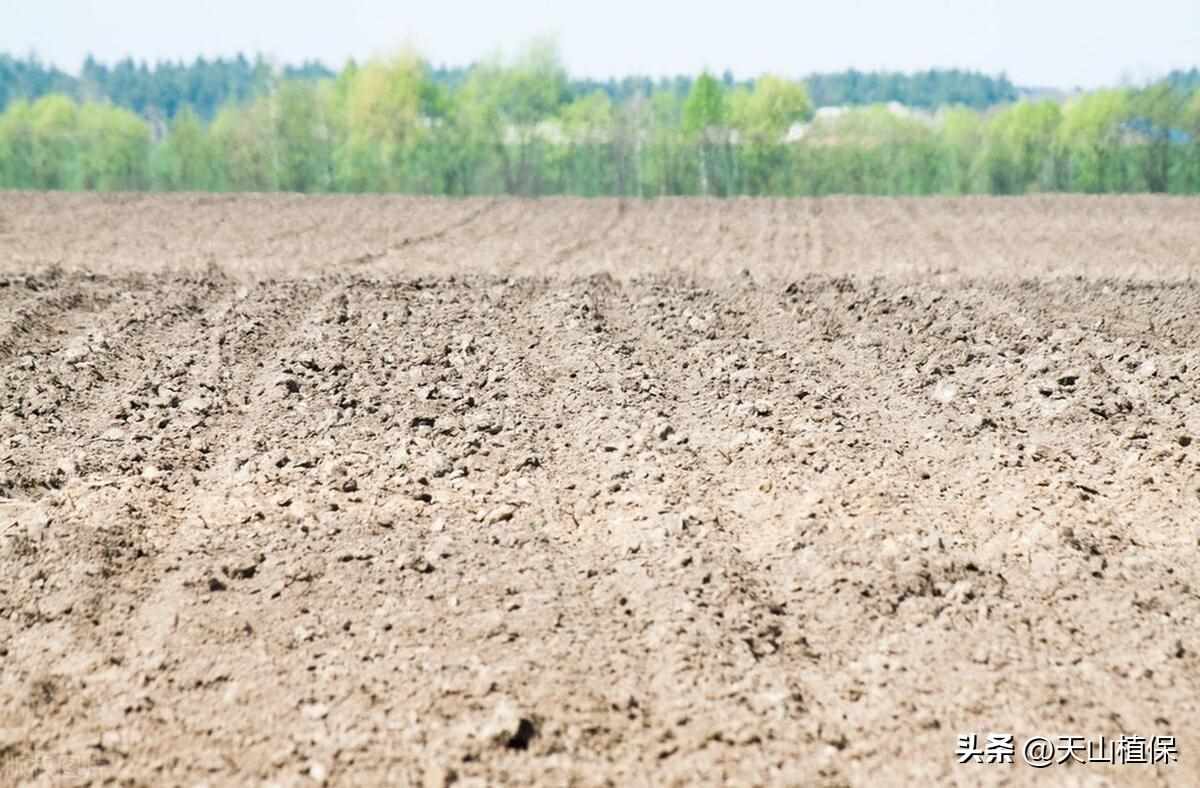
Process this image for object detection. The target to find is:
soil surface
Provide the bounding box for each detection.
[1,193,1198,786]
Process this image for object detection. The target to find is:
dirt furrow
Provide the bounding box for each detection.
[3,195,1200,787]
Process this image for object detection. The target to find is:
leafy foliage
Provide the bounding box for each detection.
[0,47,1198,196]
[805,69,1018,109]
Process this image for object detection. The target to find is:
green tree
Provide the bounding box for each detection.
[641,91,691,195]
[1180,92,1200,192]
[795,105,942,194]
[941,106,986,193]
[731,75,811,194]
[338,51,428,190]
[682,72,727,134]
[1128,83,1185,192]
[0,99,36,187]
[683,72,727,195]
[29,94,80,188]
[77,102,151,190]
[984,100,1062,193]
[154,106,214,190]
[557,91,615,194]
[1059,89,1131,192]
[209,99,277,190]
[274,79,334,192]
[732,76,811,140]
[459,38,569,195]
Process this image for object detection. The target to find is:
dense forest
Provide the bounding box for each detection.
[1165,68,1200,94]
[0,45,1197,196]
[0,53,1019,118]
[805,69,1017,109]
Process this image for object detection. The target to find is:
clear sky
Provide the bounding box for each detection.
[4,0,1198,89]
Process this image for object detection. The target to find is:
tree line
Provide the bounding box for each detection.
[1,52,1020,119]
[0,44,1198,196]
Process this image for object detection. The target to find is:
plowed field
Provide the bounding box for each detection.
[1,194,1199,786]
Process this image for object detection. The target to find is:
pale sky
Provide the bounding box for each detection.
[3,0,1198,89]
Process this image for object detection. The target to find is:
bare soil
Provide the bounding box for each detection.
[1,193,1198,786]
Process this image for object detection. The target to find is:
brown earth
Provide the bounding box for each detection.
[1,193,1199,787]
